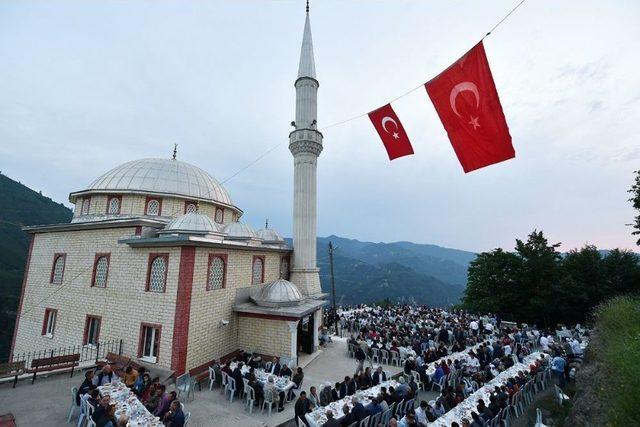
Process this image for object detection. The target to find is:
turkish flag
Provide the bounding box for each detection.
[425,41,514,173]
[368,103,414,160]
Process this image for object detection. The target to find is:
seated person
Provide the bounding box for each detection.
[162,400,185,427]
[123,366,139,388]
[93,364,119,386]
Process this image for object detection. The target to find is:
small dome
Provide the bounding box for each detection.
[256,227,284,243]
[71,158,235,207]
[224,221,258,239]
[163,212,222,234]
[251,279,304,307]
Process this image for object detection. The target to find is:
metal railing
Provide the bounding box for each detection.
[5,339,123,368]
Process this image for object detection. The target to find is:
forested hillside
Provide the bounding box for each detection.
[0,173,72,359]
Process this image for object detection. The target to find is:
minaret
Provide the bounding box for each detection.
[289,2,323,296]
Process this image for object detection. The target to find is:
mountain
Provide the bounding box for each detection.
[0,173,73,359]
[284,235,476,307]
[317,235,476,285]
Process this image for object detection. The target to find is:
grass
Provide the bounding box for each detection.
[592,295,640,425]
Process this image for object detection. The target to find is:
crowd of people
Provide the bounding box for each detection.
[302,304,588,426]
[75,364,185,427]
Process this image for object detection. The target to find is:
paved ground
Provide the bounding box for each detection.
[0,337,438,427]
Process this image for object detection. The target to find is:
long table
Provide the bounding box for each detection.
[426,352,548,426]
[98,381,163,427]
[227,362,296,392]
[305,380,399,427]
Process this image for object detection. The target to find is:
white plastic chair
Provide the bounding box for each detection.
[245,385,256,414]
[176,373,194,401]
[184,412,191,426]
[380,349,390,365]
[67,386,78,423]
[390,351,400,367]
[221,371,229,394]
[431,375,445,392]
[261,388,275,416]
[76,394,90,427]
[371,348,380,364]
[225,376,237,403]
[358,415,370,427]
[554,385,570,405]
[208,367,217,391]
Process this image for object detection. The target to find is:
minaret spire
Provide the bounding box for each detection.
[297,3,316,80]
[289,5,323,296]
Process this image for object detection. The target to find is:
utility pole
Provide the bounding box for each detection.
[328,242,338,335]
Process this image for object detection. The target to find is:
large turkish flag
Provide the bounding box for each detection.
[368,103,414,161]
[425,42,514,173]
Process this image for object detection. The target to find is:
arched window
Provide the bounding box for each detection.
[51,254,66,284]
[107,196,120,214]
[280,257,290,280]
[93,255,109,287]
[146,199,160,216]
[185,203,197,214]
[81,198,91,215]
[252,256,264,285]
[147,255,167,292]
[214,208,224,224]
[207,256,226,290]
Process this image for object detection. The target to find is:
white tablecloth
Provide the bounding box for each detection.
[427,352,548,426]
[305,380,399,427]
[98,381,162,427]
[227,362,295,392]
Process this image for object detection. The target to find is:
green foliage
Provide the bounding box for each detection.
[463,230,640,327]
[629,170,640,245]
[591,296,640,425]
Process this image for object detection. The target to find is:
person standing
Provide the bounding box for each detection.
[294,391,313,426]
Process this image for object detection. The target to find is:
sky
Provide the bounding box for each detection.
[0,0,639,253]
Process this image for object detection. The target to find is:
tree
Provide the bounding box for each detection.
[514,230,562,327]
[630,170,640,245]
[560,246,604,324]
[602,249,640,295]
[463,249,522,318]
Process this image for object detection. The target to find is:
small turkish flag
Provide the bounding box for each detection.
[425,41,515,173]
[368,103,414,160]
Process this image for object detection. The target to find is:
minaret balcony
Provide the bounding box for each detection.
[289,128,323,156]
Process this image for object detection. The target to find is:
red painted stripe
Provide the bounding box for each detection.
[171,246,196,375]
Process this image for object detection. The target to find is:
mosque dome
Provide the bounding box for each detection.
[223,221,258,239]
[69,158,235,207]
[256,225,284,244]
[251,279,304,307]
[162,212,223,234]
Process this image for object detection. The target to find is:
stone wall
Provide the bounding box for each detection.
[185,248,288,371]
[236,317,294,359]
[12,227,180,370]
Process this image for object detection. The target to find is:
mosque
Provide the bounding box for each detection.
[10,7,326,375]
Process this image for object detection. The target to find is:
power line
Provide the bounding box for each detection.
[209,0,529,186]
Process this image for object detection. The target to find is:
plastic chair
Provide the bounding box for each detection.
[554,385,570,405]
[380,408,392,426]
[380,349,390,365]
[395,399,405,417]
[431,375,445,392]
[225,376,237,403]
[390,351,400,367]
[67,386,78,423]
[176,373,194,401]
[369,412,382,427]
[184,412,191,426]
[245,385,256,414]
[86,419,96,427]
[358,415,370,427]
[261,388,275,416]
[208,367,217,391]
[371,348,381,364]
[220,371,229,393]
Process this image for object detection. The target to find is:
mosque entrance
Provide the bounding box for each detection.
[297,313,315,354]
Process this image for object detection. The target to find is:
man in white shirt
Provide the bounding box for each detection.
[571,339,583,357]
[414,400,429,425]
[470,320,479,336]
[540,335,549,352]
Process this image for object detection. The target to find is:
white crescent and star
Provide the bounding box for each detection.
[449,81,481,130]
[381,116,400,140]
